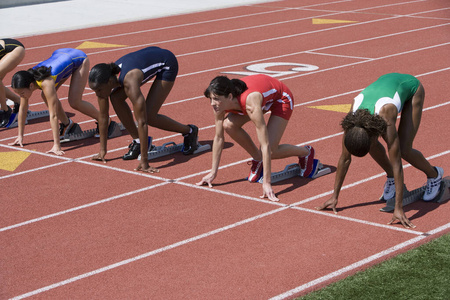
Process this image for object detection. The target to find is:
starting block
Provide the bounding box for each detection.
[258,159,331,184]
[60,121,122,143]
[380,176,450,212]
[6,110,50,128]
[138,141,211,160]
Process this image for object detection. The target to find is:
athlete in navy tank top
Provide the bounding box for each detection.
[88,47,199,173]
[115,46,178,86]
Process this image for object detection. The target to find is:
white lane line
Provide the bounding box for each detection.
[9,22,449,113]
[0,182,170,233]
[9,206,288,300]
[291,206,423,235]
[268,222,450,300]
[18,1,438,67]
[15,0,360,52]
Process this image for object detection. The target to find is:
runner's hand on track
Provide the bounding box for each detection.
[388,208,415,228]
[9,136,24,147]
[196,172,216,188]
[260,182,279,202]
[92,151,107,163]
[46,145,65,156]
[135,162,159,173]
[316,197,338,214]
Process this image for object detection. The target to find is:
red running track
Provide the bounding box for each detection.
[1,0,449,299]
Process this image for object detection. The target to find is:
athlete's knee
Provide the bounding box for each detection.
[400,146,414,161]
[223,119,239,134]
[68,98,82,110]
[146,114,159,127]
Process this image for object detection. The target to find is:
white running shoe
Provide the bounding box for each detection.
[383,177,395,200]
[423,166,444,201]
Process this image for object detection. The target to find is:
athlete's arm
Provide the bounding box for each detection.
[94,95,110,162]
[316,134,352,213]
[317,104,355,213]
[41,79,64,155]
[197,110,225,187]
[246,92,278,201]
[380,105,414,228]
[9,96,29,147]
[123,70,157,173]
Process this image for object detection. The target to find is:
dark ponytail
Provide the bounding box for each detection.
[89,63,121,88]
[30,66,52,81]
[11,66,52,89]
[204,76,248,98]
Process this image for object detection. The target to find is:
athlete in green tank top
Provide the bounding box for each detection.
[353,73,420,115]
[317,73,444,229]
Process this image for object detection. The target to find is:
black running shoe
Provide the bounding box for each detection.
[123,140,140,160]
[182,124,198,155]
[59,118,74,139]
[107,121,119,138]
[13,102,20,114]
[94,122,100,138]
[95,120,118,138]
[0,106,12,128]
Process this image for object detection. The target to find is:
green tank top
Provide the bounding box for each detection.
[352,73,420,115]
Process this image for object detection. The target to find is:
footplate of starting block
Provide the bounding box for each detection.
[6,110,50,128]
[380,176,450,212]
[60,123,87,143]
[60,121,123,143]
[138,141,211,160]
[258,159,331,184]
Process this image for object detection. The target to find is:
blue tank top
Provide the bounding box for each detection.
[34,48,86,88]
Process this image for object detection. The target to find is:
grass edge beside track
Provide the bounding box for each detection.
[298,233,450,300]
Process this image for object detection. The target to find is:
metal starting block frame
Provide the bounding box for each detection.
[380,176,450,212]
[6,110,50,128]
[258,159,331,184]
[60,121,123,143]
[138,141,211,160]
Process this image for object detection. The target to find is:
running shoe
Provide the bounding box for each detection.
[123,140,141,160]
[95,120,119,138]
[382,177,395,200]
[423,166,444,201]
[182,124,199,155]
[299,145,315,177]
[247,159,263,182]
[59,118,74,139]
[0,106,12,127]
[4,102,21,128]
[94,122,100,138]
[13,102,19,113]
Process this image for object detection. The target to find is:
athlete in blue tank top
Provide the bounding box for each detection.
[34,48,87,89]
[10,48,99,155]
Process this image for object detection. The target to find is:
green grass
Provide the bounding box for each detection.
[297,233,450,300]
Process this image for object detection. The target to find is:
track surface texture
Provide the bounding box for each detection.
[1,0,449,299]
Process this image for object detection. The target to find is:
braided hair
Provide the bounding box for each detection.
[341,109,387,157]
